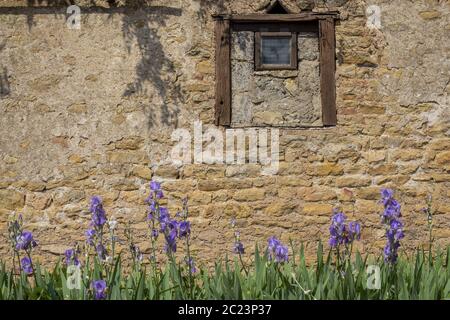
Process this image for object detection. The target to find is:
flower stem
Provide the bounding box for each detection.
[26,250,37,286]
[238,252,248,276]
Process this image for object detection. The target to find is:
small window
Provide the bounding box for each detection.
[255,32,297,70]
[214,12,338,127]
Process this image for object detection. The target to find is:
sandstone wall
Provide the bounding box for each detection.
[0,0,449,267]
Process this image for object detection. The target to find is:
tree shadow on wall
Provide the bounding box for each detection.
[20,0,226,128]
[120,6,184,129]
[0,67,10,98]
[0,41,10,98]
[119,0,228,128]
[117,0,226,128]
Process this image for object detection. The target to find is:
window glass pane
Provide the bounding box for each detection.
[261,36,291,65]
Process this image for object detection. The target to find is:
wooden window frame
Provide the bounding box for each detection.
[255,31,298,71]
[213,12,338,127]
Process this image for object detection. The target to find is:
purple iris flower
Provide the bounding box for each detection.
[390,219,404,241]
[150,181,161,191]
[178,221,191,238]
[267,237,288,263]
[333,211,346,225]
[96,244,107,260]
[234,241,245,254]
[64,249,80,266]
[384,241,401,264]
[91,280,107,300]
[381,189,401,219]
[16,231,37,251]
[329,211,347,247]
[90,196,101,212]
[390,219,402,230]
[21,257,33,274]
[167,219,178,233]
[329,210,361,248]
[268,236,281,252]
[90,196,106,227]
[329,236,338,247]
[158,207,170,229]
[381,188,394,200]
[348,221,361,241]
[148,200,157,214]
[164,228,177,253]
[164,241,177,254]
[147,181,164,201]
[395,229,404,241]
[159,207,169,219]
[383,243,392,260]
[159,207,169,218]
[85,229,96,245]
[275,245,289,263]
[380,189,404,264]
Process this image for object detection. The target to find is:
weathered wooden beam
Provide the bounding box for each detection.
[319,17,337,126]
[212,12,339,23]
[214,17,232,126]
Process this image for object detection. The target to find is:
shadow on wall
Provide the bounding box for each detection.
[117,0,225,128]
[0,40,10,98]
[0,67,10,98]
[119,5,184,129]
[0,0,225,128]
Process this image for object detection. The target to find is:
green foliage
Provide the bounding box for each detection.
[1,244,449,300]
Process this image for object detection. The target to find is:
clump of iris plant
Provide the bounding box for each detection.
[380,189,404,265]
[145,181,194,267]
[145,182,197,297]
[17,231,37,275]
[160,208,179,254]
[267,237,289,263]
[231,218,247,274]
[85,196,112,263]
[91,279,107,300]
[328,209,361,268]
[7,213,38,275]
[329,210,361,247]
[8,213,38,276]
[145,181,164,262]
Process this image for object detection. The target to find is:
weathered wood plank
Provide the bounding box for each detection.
[319,18,337,126]
[216,12,339,23]
[214,17,232,126]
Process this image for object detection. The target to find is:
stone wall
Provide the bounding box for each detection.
[0,0,449,267]
[231,30,322,127]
